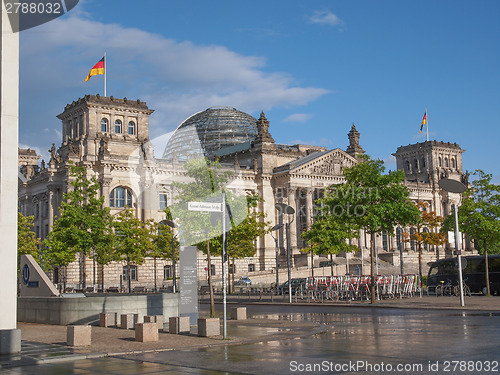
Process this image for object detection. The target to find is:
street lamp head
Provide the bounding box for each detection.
[271,224,284,231]
[438,178,467,194]
[275,203,295,215]
[163,220,176,228]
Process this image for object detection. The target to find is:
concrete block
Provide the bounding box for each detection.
[120,314,135,329]
[99,312,117,327]
[154,315,164,331]
[231,307,247,320]
[169,316,190,334]
[0,329,21,354]
[143,315,155,323]
[67,325,91,346]
[135,323,158,342]
[198,318,220,337]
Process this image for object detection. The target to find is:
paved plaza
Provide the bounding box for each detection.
[1,296,500,374]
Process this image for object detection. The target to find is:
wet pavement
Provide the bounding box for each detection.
[1,297,500,374]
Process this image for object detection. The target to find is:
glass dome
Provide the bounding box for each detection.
[162,107,258,162]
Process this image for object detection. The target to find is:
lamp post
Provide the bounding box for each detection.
[270,224,284,293]
[164,220,177,293]
[438,178,467,307]
[275,203,295,303]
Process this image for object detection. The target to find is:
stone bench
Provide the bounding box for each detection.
[67,325,91,346]
[135,322,158,342]
[198,318,220,337]
[99,312,117,327]
[169,316,190,334]
[231,307,247,320]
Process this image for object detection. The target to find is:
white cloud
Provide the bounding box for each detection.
[383,155,397,171]
[309,10,344,28]
[19,10,330,145]
[283,113,312,123]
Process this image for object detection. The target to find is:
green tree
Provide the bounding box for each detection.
[302,214,358,277]
[404,201,447,285]
[198,194,269,293]
[17,212,41,266]
[113,207,154,293]
[170,158,249,315]
[151,213,179,291]
[443,170,500,295]
[44,163,114,291]
[319,156,420,303]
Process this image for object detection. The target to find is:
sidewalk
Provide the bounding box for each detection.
[1,295,498,370]
[0,317,326,370]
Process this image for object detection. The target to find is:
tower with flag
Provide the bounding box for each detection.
[84,53,106,96]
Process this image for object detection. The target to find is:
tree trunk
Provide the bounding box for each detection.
[127,255,131,293]
[311,251,314,279]
[153,256,157,292]
[82,252,87,290]
[206,239,215,318]
[370,232,376,304]
[101,264,105,293]
[484,239,490,296]
[63,266,67,293]
[418,243,423,298]
[330,253,334,276]
[231,258,235,294]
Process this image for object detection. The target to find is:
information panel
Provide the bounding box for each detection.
[179,245,198,325]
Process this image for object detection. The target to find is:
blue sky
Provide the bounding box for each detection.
[19,0,500,182]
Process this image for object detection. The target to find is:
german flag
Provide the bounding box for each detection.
[85,57,105,82]
[419,111,427,133]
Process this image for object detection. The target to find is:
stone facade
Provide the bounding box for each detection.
[18,96,473,290]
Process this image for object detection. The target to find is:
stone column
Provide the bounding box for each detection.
[48,187,54,227]
[306,188,313,230]
[287,187,297,250]
[100,177,112,207]
[0,4,21,354]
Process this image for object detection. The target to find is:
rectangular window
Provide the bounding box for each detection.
[123,265,138,281]
[248,264,255,273]
[210,264,216,276]
[229,264,235,274]
[159,194,167,210]
[164,265,172,279]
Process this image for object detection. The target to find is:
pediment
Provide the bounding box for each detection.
[291,148,357,177]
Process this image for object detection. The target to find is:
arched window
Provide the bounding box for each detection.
[445,157,449,168]
[115,119,122,133]
[421,157,426,169]
[405,160,410,171]
[101,118,109,132]
[109,187,132,208]
[128,121,135,135]
[451,158,456,169]
[413,159,418,171]
[438,157,442,167]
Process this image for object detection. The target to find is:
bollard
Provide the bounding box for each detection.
[67,325,91,346]
[198,318,220,337]
[135,322,158,342]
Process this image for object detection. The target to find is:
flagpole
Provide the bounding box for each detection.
[104,52,107,97]
[426,108,429,141]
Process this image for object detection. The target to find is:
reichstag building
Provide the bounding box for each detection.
[18,95,471,290]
